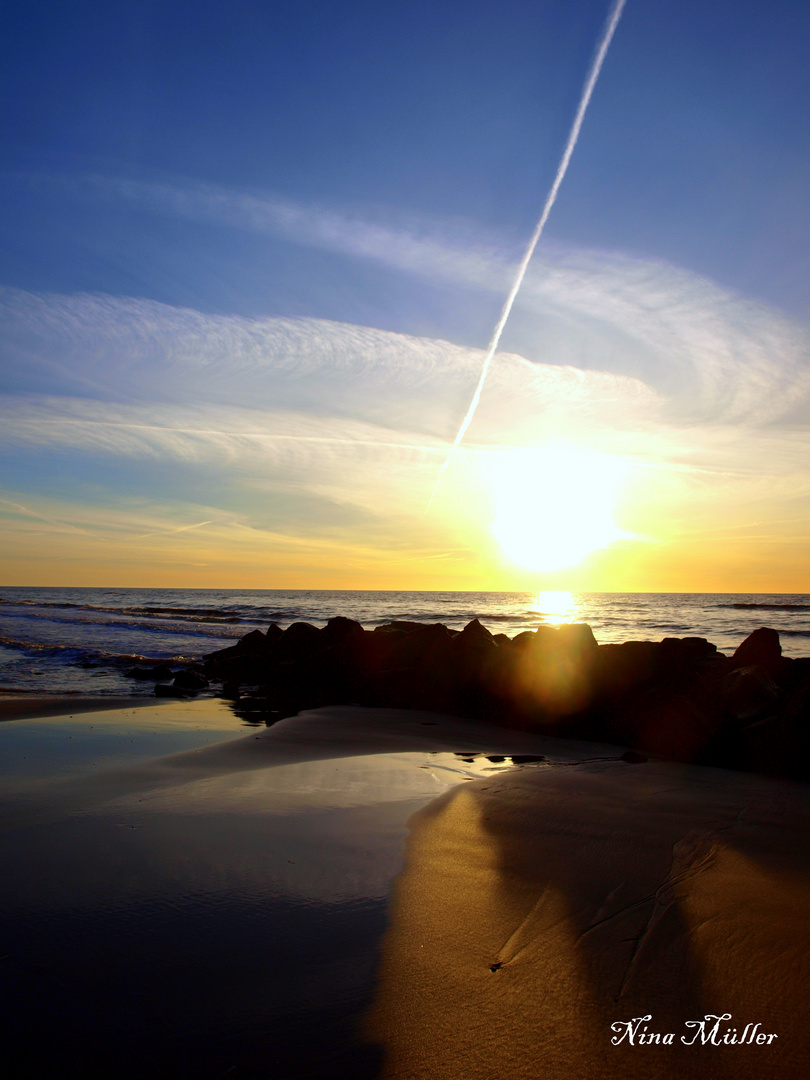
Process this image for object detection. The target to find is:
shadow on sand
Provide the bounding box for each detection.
[365,757,810,1079]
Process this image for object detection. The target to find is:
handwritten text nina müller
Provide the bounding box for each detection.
[611,1014,778,1047]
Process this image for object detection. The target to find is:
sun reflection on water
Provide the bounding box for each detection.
[532,590,580,625]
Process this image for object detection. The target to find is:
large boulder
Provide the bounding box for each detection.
[239,629,272,655]
[721,666,780,722]
[456,618,495,647]
[173,669,209,691]
[447,619,498,679]
[569,637,730,762]
[204,628,273,663]
[322,616,366,646]
[588,640,660,699]
[732,627,782,673]
[275,622,323,661]
[155,682,188,698]
[478,623,599,725]
[359,623,457,710]
[738,657,810,779]
[438,620,502,717]
[554,622,599,652]
[127,663,174,682]
[373,622,454,670]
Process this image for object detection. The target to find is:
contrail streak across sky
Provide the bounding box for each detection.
[426,0,628,510]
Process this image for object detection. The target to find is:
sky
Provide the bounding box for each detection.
[1,0,809,592]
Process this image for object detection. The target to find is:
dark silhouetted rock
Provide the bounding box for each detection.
[375,620,455,636]
[127,664,174,682]
[589,641,660,696]
[555,623,599,652]
[238,629,274,656]
[155,683,188,698]
[126,667,153,680]
[204,628,272,665]
[276,622,323,661]
[741,657,810,778]
[659,636,717,660]
[566,636,734,764]
[197,611,805,780]
[511,631,537,650]
[458,618,495,645]
[173,669,209,691]
[732,627,782,673]
[722,665,780,722]
[322,616,365,645]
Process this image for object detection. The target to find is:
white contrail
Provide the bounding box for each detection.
[426,0,627,509]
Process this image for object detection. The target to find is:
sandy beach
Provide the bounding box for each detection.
[368,754,810,1079]
[1,695,808,1078]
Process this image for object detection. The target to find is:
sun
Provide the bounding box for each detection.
[489,444,631,572]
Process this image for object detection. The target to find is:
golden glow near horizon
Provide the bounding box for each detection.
[2,287,809,593]
[488,445,631,573]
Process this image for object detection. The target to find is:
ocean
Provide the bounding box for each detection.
[1,586,809,696]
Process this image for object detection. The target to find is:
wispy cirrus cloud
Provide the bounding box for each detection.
[2,188,810,587]
[0,497,92,535]
[1,275,809,484]
[25,169,810,428]
[0,285,662,445]
[516,249,810,426]
[43,171,514,294]
[1,286,809,572]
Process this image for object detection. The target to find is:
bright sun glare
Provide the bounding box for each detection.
[489,445,630,572]
[534,590,579,623]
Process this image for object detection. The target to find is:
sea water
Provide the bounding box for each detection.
[1,586,808,695]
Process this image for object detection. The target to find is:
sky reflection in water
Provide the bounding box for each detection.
[0,705,535,1077]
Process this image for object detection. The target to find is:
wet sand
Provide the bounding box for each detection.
[1,697,808,1078]
[0,692,158,722]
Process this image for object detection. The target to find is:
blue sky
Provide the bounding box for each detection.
[1,0,809,589]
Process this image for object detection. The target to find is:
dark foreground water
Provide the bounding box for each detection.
[1,587,809,695]
[0,699,525,1079]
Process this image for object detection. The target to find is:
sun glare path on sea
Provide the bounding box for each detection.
[532,590,580,626]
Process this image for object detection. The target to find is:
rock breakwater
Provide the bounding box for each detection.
[196,617,808,780]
